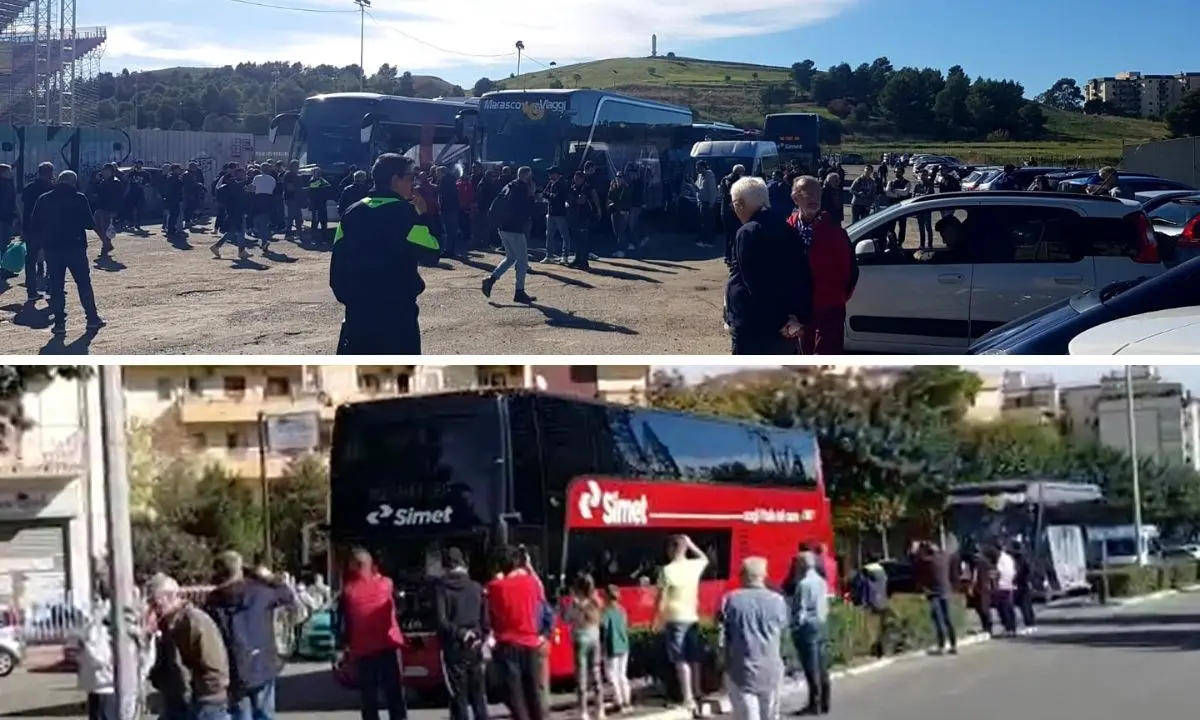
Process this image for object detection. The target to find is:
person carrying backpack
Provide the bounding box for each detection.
[481,166,537,304]
[203,551,295,720]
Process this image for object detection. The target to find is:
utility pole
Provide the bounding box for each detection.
[515,40,524,89]
[354,0,370,91]
[1125,365,1145,566]
[99,366,138,720]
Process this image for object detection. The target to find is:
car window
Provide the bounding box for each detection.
[854,206,971,266]
[1075,216,1141,258]
[966,206,1086,264]
[1149,199,1200,227]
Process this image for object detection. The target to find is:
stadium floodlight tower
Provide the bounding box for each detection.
[0,0,104,125]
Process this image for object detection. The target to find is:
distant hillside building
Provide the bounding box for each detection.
[1084,71,1200,118]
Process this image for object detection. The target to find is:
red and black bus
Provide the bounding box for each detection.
[329,389,833,690]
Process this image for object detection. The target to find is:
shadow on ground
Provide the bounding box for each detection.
[1019,626,1200,652]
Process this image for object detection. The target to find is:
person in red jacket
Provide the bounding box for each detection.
[788,176,857,354]
[337,548,407,720]
[486,545,546,720]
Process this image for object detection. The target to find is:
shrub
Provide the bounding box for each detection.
[1087,560,1200,600]
[627,593,969,701]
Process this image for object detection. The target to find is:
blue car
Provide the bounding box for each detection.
[1057,173,1194,195]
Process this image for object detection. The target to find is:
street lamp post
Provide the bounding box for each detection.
[353,0,371,91]
[1125,365,1146,565]
[515,41,524,89]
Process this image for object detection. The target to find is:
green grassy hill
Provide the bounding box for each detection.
[499,56,1169,163]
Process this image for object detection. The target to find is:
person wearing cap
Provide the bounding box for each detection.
[541,166,571,264]
[330,153,438,354]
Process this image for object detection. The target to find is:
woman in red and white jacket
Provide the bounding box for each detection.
[787,176,858,354]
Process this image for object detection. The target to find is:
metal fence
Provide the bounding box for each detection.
[1121,136,1200,188]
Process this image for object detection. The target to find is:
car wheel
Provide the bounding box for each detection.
[0,648,17,677]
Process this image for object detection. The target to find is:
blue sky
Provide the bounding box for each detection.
[93,0,1200,96]
[664,365,1200,391]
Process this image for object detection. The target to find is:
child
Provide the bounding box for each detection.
[600,585,632,713]
[564,573,605,720]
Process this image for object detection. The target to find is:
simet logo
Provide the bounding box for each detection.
[366,504,454,527]
[576,480,649,525]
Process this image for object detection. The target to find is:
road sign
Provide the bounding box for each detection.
[264,412,320,453]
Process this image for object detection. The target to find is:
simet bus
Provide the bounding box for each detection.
[762,112,822,172]
[455,88,694,210]
[328,388,835,691]
[267,92,475,188]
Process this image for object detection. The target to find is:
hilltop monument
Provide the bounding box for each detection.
[651,34,657,57]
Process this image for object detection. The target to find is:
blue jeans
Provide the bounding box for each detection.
[356,649,407,720]
[927,594,957,650]
[793,623,829,713]
[229,681,275,720]
[492,230,529,292]
[160,700,225,720]
[546,215,571,258]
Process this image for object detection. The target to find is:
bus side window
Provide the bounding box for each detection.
[564,527,732,589]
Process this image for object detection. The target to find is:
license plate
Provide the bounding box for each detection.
[403,666,429,678]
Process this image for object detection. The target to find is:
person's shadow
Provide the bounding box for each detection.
[4,298,51,329]
[39,326,100,355]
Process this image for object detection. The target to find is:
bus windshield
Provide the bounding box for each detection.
[481,115,561,168]
[293,96,377,169]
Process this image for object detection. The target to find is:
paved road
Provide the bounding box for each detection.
[781,590,1200,720]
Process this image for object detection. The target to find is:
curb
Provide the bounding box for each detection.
[634,585,1197,720]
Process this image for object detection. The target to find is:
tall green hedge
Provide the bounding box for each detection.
[626,593,970,698]
[1087,560,1200,601]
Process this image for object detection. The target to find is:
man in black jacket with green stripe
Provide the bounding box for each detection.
[330,153,439,354]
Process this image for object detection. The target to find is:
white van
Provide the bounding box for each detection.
[690,140,780,180]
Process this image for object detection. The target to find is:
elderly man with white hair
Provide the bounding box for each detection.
[723,175,813,355]
[787,175,856,354]
[717,557,789,720]
[26,168,105,335]
[145,573,230,720]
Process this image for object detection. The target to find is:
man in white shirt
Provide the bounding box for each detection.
[249,167,277,246]
[992,546,1018,636]
[655,534,708,716]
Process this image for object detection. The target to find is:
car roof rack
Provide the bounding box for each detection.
[908,190,1123,204]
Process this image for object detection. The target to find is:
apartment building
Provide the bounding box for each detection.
[1084,71,1200,118]
[0,373,104,608]
[122,365,650,479]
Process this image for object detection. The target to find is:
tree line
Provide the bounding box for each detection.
[649,366,1200,557]
[91,62,464,136]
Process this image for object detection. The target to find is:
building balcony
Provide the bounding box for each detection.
[0,427,84,480]
[179,395,336,425]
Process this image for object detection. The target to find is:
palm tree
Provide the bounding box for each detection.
[572,73,582,88]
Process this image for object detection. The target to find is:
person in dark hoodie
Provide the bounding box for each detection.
[1010,540,1036,630]
[719,165,747,264]
[766,169,792,221]
[19,161,54,300]
[93,164,125,255]
[481,166,537,304]
[434,547,489,720]
[211,166,251,261]
[0,163,16,263]
[122,160,149,233]
[435,166,462,259]
[159,164,185,236]
[337,548,407,720]
[203,551,294,720]
[338,171,371,217]
[28,170,104,334]
[724,176,811,355]
[331,153,438,355]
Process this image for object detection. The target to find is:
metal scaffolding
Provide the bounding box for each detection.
[0,0,105,125]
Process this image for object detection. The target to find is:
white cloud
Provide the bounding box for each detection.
[103,0,856,75]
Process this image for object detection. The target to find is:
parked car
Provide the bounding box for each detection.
[960,167,1001,191]
[967,254,1200,354]
[1057,172,1194,196]
[0,624,22,677]
[1068,307,1200,354]
[1139,191,1200,265]
[844,190,1163,353]
[976,167,1068,191]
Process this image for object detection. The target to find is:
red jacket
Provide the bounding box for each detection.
[485,571,543,648]
[456,178,476,210]
[788,210,855,311]
[339,571,404,659]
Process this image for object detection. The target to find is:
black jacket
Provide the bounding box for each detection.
[203,578,293,693]
[21,178,52,232]
[95,176,125,212]
[29,184,95,255]
[437,178,460,215]
[495,179,534,234]
[216,178,248,218]
[543,177,570,217]
[724,207,812,338]
[330,191,437,318]
[434,570,489,646]
[0,176,16,222]
[338,182,370,216]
